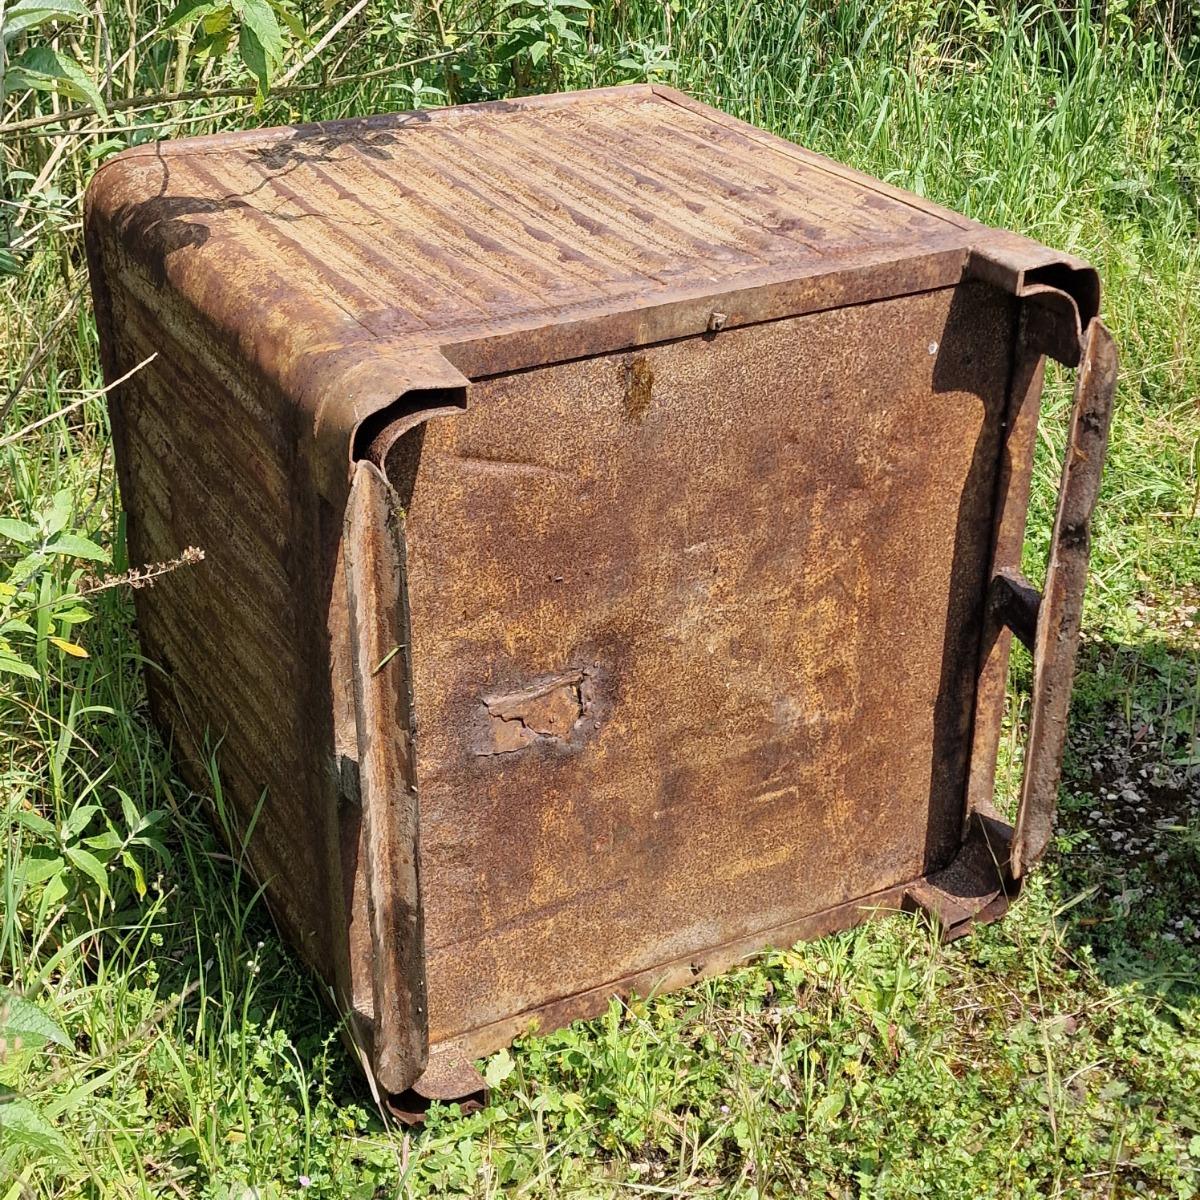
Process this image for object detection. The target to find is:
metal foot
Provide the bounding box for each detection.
[904,811,1015,941]
[386,1047,488,1125]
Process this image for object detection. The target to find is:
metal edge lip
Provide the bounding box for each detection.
[87,221,1095,500]
[314,241,976,491]
[436,241,976,379]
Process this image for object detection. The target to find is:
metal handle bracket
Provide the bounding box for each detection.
[1008,319,1118,878]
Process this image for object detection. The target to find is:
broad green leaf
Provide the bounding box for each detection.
[0,990,71,1050]
[202,5,233,35]
[193,28,235,62]
[121,850,146,899]
[273,1,306,44]
[0,519,37,544]
[0,1099,69,1162]
[54,607,92,627]
[812,1090,846,1125]
[236,0,282,59]
[0,249,19,278]
[62,804,99,839]
[116,790,139,832]
[10,808,55,838]
[44,534,108,562]
[8,552,49,584]
[140,836,171,864]
[40,869,68,913]
[234,0,283,92]
[83,831,123,852]
[47,636,88,658]
[163,0,218,27]
[1,620,37,636]
[0,651,39,681]
[1,0,89,43]
[15,850,64,887]
[237,23,270,94]
[64,846,108,894]
[43,491,72,536]
[4,46,107,116]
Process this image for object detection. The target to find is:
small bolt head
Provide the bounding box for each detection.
[708,311,728,332]
[928,341,939,355]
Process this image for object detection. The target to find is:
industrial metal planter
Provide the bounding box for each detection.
[84,84,1116,1108]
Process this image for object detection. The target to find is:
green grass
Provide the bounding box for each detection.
[2,1,1200,1196]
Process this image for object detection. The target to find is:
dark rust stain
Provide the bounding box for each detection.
[623,355,654,423]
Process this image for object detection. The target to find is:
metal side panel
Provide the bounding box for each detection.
[384,281,1021,1050]
[93,244,354,1002]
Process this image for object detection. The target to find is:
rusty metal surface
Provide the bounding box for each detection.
[82,84,1093,474]
[450,878,924,1065]
[989,569,1041,651]
[1011,322,1117,876]
[82,84,1114,1101]
[962,310,1048,834]
[343,461,426,1088]
[904,811,1014,941]
[83,84,1103,495]
[84,254,355,1003]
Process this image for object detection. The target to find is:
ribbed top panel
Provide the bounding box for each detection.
[91,86,976,354]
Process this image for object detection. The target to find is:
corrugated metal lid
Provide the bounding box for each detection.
[86,85,1094,472]
[89,86,983,338]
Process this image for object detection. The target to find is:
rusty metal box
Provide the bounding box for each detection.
[84,85,1115,1106]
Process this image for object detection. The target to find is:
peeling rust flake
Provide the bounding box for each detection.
[480,670,596,755]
